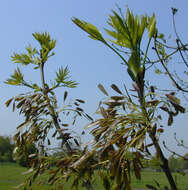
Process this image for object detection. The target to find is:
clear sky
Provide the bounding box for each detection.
[0,0,188,155]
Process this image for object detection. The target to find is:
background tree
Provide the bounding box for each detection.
[179,153,188,170]
[168,154,188,172]
[0,136,14,162]
[168,155,179,172]
[13,143,38,167]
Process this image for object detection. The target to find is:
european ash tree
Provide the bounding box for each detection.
[72,7,186,190]
[5,6,188,190]
[5,32,93,189]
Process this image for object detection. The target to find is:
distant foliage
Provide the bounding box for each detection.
[0,136,14,162]
[13,143,38,167]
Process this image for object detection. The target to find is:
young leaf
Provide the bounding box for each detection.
[55,66,78,88]
[32,32,56,51]
[98,84,109,96]
[72,18,106,42]
[5,98,13,107]
[111,84,122,94]
[64,91,68,102]
[11,53,33,65]
[168,114,173,126]
[148,14,156,39]
[166,94,180,105]
[75,99,85,104]
[85,113,93,121]
[5,67,24,86]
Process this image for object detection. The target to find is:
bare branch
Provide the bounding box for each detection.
[163,141,188,161]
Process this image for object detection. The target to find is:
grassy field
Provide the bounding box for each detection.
[0,163,188,190]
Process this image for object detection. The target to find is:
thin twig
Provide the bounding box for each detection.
[123,84,133,103]
[172,8,188,57]
[176,39,188,68]
[174,133,188,149]
[153,37,188,93]
[163,141,188,161]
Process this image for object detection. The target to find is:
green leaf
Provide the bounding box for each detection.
[72,18,106,42]
[105,11,132,48]
[73,8,155,86]
[11,44,39,66]
[26,45,38,58]
[32,32,56,51]
[158,33,166,43]
[5,67,24,86]
[138,16,148,42]
[32,83,41,91]
[148,14,156,39]
[55,66,78,88]
[34,57,41,65]
[155,69,162,74]
[11,53,33,65]
[31,32,56,63]
[127,52,140,80]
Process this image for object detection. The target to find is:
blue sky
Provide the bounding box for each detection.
[0,0,188,155]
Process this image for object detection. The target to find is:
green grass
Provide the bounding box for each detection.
[0,163,89,190]
[132,170,188,189]
[0,163,27,189]
[0,163,188,190]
